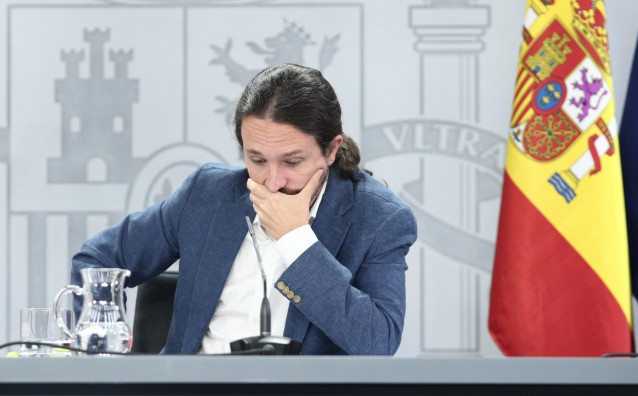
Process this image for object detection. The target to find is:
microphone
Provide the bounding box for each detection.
[228,217,302,355]
[246,216,270,337]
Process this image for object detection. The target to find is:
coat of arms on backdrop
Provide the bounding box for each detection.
[209,20,340,122]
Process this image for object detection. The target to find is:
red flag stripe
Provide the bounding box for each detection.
[489,172,633,356]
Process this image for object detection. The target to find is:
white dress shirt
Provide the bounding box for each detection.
[198,176,328,354]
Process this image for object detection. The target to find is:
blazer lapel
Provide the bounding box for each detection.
[283,167,354,344]
[182,181,255,353]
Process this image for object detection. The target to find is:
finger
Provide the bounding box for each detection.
[248,191,257,204]
[247,178,256,191]
[301,168,324,199]
[247,178,268,197]
[248,189,268,207]
[247,178,263,192]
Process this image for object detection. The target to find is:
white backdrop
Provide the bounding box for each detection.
[0,0,637,357]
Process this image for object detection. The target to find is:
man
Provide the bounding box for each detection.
[72,63,417,355]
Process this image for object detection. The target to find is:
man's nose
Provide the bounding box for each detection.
[264,164,286,192]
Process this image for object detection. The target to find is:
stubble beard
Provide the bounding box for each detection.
[279,168,328,208]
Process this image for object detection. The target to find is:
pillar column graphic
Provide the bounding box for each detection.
[410,0,488,120]
[409,0,490,354]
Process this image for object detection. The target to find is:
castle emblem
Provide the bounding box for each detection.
[48,28,143,183]
[524,31,572,81]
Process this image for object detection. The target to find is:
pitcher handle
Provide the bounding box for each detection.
[53,285,83,339]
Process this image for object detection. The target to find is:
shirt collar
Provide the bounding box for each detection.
[309,170,328,224]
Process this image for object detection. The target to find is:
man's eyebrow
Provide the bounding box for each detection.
[244,149,306,157]
[282,150,305,157]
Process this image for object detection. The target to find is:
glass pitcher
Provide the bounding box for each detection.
[53,268,133,354]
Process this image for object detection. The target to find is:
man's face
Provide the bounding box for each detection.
[241,116,341,202]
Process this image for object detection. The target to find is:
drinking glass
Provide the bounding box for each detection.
[20,308,74,356]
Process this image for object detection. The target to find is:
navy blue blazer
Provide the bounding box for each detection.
[72,163,417,355]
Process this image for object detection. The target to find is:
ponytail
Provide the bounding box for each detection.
[333,133,373,180]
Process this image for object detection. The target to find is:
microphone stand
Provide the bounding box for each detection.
[229,217,302,355]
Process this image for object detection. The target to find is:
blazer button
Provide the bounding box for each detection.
[277,281,285,290]
[282,286,290,294]
[292,295,302,304]
[286,290,294,299]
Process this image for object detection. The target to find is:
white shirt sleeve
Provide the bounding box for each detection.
[275,225,318,267]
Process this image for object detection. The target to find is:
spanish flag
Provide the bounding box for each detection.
[488,0,634,356]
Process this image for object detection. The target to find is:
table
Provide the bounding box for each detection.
[1,356,637,395]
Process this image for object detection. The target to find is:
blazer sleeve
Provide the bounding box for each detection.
[277,204,417,355]
[70,166,202,289]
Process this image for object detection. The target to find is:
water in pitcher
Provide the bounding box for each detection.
[75,321,132,354]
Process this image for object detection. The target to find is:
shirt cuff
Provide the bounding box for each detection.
[275,225,318,267]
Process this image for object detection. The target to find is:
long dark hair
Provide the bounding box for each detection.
[234,63,369,180]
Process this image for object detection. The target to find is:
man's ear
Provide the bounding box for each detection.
[327,135,343,165]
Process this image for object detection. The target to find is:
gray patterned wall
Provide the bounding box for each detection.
[1,0,637,358]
